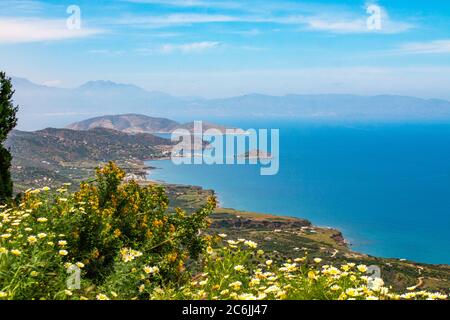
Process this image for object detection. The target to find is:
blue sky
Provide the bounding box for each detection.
[0,0,449,98]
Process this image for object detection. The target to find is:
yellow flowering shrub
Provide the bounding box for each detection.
[0,162,215,300]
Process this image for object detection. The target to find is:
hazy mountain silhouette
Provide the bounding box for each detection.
[11,77,450,131]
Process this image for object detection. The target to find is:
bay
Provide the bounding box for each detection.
[148,120,450,264]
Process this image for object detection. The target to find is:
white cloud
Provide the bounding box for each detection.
[148,32,182,38]
[305,18,366,33]
[126,0,204,5]
[299,4,413,34]
[224,28,261,36]
[88,49,126,55]
[117,13,238,28]
[394,40,450,55]
[302,16,412,34]
[160,41,220,53]
[117,7,412,34]
[124,0,242,9]
[0,18,103,43]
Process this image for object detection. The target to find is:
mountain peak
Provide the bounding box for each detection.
[11,76,41,88]
[76,80,144,92]
[66,114,181,133]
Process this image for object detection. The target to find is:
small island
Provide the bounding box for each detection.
[237,149,273,160]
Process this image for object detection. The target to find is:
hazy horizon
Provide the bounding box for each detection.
[9,74,450,131]
[12,75,450,101]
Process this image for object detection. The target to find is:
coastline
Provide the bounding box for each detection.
[141,161,450,293]
[142,159,450,269]
[144,160,362,253]
[146,163,355,257]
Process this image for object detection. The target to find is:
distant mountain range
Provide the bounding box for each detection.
[66,114,230,134]
[11,77,450,130]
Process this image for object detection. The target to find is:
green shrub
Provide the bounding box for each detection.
[0,162,215,299]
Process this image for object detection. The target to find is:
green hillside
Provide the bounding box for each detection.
[6,127,172,191]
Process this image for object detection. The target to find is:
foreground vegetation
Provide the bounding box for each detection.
[0,162,212,299]
[0,163,447,300]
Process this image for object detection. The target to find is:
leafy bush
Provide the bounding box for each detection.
[0,162,214,299]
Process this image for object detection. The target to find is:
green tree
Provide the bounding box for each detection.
[0,72,18,202]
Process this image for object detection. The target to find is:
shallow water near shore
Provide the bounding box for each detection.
[148,120,450,264]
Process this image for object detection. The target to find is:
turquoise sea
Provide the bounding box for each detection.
[147,120,450,264]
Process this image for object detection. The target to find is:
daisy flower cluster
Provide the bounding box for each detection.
[152,235,448,301]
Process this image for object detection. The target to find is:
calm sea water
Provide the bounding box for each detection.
[148,120,450,264]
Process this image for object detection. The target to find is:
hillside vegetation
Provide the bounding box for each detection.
[8,127,170,163]
[0,163,447,300]
[6,127,172,191]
